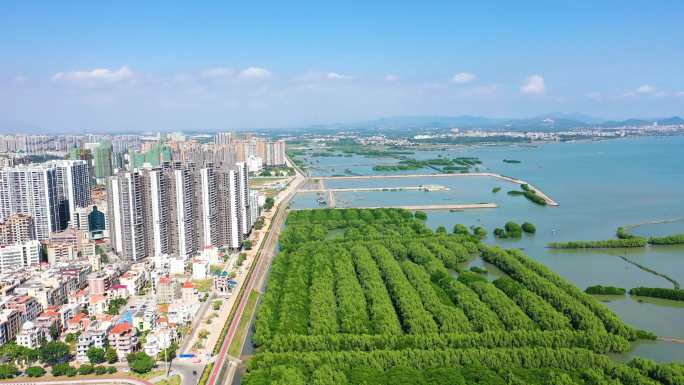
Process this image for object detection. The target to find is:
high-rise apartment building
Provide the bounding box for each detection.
[107,170,148,261]
[214,132,232,145]
[264,140,286,166]
[216,169,242,249]
[171,164,199,259]
[225,135,286,167]
[236,162,251,236]
[0,164,60,240]
[0,160,91,240]
[93,142,113,184]
[199,166,219,248]
[146,167,172,257]
[49,160,92,229]
[107,161,254,261]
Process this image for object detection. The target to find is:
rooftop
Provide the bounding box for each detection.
[109,321,132,335]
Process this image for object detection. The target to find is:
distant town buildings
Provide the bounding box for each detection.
[0,130,273,356]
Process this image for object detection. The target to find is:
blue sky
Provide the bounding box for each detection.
[1,1,683,132]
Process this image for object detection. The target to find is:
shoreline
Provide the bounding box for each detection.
[290,203,497,211]
[314,172,559,206]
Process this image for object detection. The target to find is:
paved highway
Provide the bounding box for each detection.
[206,158,306,385]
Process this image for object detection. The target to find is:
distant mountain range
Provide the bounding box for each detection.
[327,114,684,132]
[1,113,682,135]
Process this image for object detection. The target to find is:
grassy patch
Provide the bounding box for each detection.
[131,369,165,380]
[155,374,181,385]
[228,290,260,357]
[192,278,213,292]
[250,177,287,187]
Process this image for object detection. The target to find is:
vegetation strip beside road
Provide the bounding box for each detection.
[201,159,304,385]
[211,171,294,357]
[228,290,260,357]
[197,204,277,385]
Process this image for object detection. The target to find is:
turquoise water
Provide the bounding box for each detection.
[293,136,684,362]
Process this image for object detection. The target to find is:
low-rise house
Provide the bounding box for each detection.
[81,242,97,260]
[16,320,45,349]
[88,294,109,315]
[89,252,101,272]
[60,267,91,291]
[6,295,43,323]
[181,281,198,303]
[0,240,41,273]
[53,303,82,329]
[67,313,90,334]
[76,320,112,362]
[156,277,180,304]
[108,284,129,299]
[108,322,138,360]
[192,259,209,280]
[142,326,177,357]
[46,243,78,264]
[0,308,21,345]
[167,301,198,325]
[119,270,145,297]
[169,258,185,275]
[87,272,111,295]
[35,308,63,335]
[70,289,89,308]
[214,275,237,297]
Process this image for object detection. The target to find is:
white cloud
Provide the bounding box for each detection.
[200,67,235,79]
[623,85,669,98]
[293,71,354,83]
[52,66,134,83]
[451,72,476,84]
[14,75,26,84]
[238,67,272,80]
[520,75,545,94]
[635,84,656,94]
[326,72,354,80]
[677,91,684,97]
[384,74,399,82]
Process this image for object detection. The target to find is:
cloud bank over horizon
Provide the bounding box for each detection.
[2,64,683,132]
[1,1,682,132]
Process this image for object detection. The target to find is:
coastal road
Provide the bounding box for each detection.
[206,157,306,385]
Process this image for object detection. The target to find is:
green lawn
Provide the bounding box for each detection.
[155,374,181,385]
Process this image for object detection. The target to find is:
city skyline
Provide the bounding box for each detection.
[2,1,683,132]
